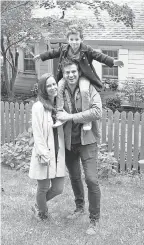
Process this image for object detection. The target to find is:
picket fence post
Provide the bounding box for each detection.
[15,102,19,137]
[1,102,5,145]
[120,111,126,171]
[114,110,120,160]
[10,102,15,144]
[127,111,133,170]
[108,109,113,152]
[140,112,144,160]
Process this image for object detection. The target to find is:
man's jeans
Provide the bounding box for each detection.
[65,142,101,221]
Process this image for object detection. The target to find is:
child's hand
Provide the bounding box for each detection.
[33,54,40,61]
[114,60,124,68]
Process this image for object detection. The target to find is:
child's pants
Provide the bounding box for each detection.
[57,76,90,111]
[36,177,64,213]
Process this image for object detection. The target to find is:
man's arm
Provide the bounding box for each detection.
[33,47,61,61]
[57,86,102,123]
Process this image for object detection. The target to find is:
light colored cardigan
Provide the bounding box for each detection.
[29,101,65,180]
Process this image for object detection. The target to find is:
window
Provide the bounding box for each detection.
[102,50,118,80]
[24,45,35,72]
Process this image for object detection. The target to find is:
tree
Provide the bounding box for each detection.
[123,78,144,112]
[1,1,40,99]
[1,0,135,99]
[40,0,135,28]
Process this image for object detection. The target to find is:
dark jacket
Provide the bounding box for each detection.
[40,43,114,90]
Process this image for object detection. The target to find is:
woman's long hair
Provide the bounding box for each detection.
[37,73,56,111]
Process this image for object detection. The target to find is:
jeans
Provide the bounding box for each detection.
[57,77,90,111]
[36,177,64,213]
[65,143,101,221]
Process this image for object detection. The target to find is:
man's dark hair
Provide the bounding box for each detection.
[61,58,80,72]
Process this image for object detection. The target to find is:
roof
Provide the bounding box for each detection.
[64,0,144,40]
[33,0,144,41]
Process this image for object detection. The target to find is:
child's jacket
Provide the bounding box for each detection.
[40,43,114,90]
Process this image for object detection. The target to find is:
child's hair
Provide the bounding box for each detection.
[61,58,80,72]
[66,24,83,39]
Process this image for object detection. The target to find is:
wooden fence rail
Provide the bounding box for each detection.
[1,101,144,171]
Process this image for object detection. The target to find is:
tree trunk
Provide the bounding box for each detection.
[10,49,19,98]
[2,57,11,97]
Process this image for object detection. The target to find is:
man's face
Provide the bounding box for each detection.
[63,64,79,86]
[68,33,82,52]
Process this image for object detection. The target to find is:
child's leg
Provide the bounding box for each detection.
[79,77,90,111]
[79,77,92,131]
[53,78,66,128]
[57,78,66,111]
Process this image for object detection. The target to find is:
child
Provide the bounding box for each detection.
[34,25,124,130]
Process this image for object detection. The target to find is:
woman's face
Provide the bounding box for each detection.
[46,76,57,98]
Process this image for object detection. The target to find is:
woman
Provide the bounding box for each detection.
[29,73,65,221]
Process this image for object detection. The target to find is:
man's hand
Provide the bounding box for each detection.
[33,54,41,61]
[114,60,124,68]
[57,111,73,122]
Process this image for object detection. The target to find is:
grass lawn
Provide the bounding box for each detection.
[1,165,144,245]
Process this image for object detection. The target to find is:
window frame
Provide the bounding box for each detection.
[102,49,119,80]
[23,44,35,73]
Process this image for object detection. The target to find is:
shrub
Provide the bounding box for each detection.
[109,79,118,91]
[1,130,33,172]
[31,83,38,97]
[106,94,122,112]
[122,78,144,111]
[97,144,118,179]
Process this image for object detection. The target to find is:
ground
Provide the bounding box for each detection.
[1,165,144,245]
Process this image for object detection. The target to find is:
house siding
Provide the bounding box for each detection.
[128,49,144,79]
[39,38,53,78]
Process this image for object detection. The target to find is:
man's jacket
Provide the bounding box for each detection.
[40,43,114,90]
[63,84,102,150]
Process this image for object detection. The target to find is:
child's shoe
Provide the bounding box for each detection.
[83,122,92,131]
[53,120,66,128]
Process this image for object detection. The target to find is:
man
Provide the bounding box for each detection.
[57,59,102,235]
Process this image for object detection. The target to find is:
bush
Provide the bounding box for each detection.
[31,83,38,97]
[1,131,33,172]
[102,79,118,91]
[106,94,122,112]
[97,144,118,179]
[122,78,144,111]
[109,79,118,91]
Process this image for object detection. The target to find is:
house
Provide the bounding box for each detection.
[14,0,144,96]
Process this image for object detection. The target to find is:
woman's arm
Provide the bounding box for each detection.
[32,103,50,161]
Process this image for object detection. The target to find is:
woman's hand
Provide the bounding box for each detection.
[38,155,50,166]
[57,111,73,122]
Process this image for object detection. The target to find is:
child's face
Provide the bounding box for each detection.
[68,33,83,52]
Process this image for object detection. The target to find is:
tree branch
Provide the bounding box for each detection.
[1,31,6,54]
[1,1,31,14]
[0,51,13,68]
[1,2,12,14]
[7,36,15,67]
[5,33,31,53]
